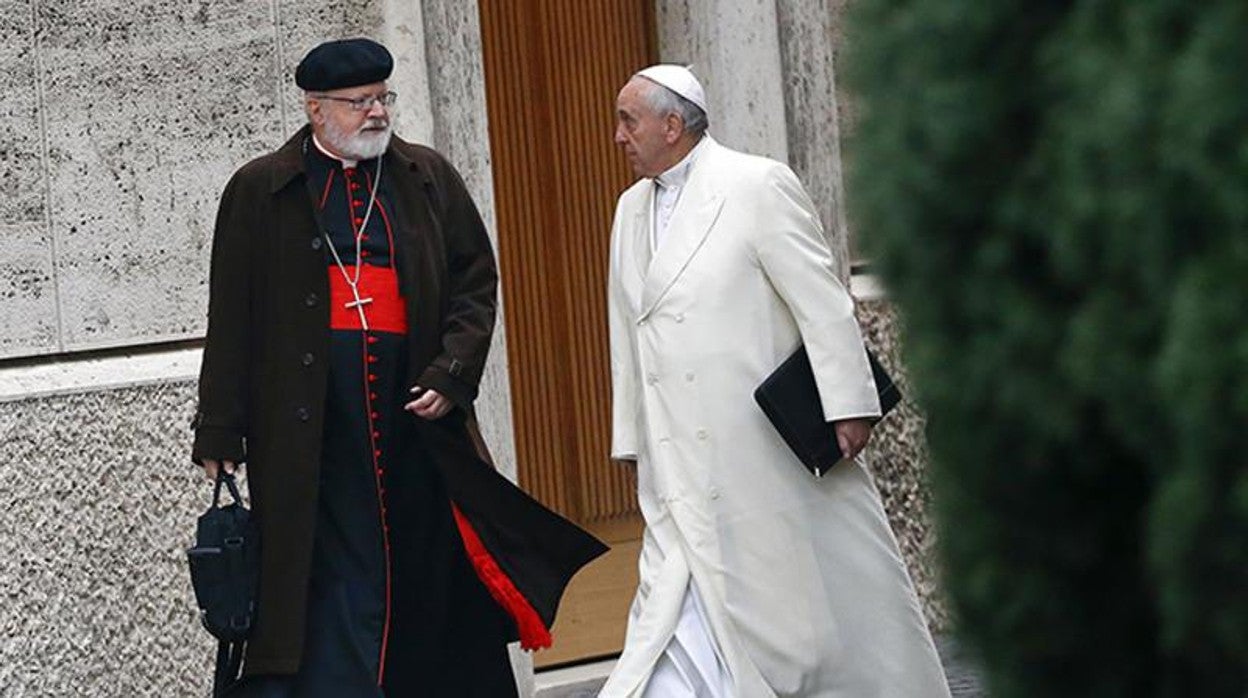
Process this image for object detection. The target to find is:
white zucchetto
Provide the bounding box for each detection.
[635,64,707,113]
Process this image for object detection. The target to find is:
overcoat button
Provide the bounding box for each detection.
[302,352,314,366]
[311,237,323,251]
[676,314,685,323]
[305,293,318,307]
[696,429,709,440]
[296,407,310,422]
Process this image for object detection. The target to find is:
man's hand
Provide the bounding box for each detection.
[406,386,453,420]
[202,459,237,481]
[833,418,873,460]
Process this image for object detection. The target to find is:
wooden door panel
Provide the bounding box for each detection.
[478,0,655,667]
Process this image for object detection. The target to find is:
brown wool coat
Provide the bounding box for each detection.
[192,126,606,675]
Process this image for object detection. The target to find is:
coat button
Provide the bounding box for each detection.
[685,371,695,382]
[305,292,318,307]
[710,488,721,500]
[696,429,709,440]
[302,352,314,366]
[675,313,685,323]
[646,373,658,385]
[311,237,323,251]
[296,407,310,422]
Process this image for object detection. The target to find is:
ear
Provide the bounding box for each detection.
[663,113,685,145]
[305,97,322,124]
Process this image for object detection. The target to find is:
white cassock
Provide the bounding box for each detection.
[601,137,951,698]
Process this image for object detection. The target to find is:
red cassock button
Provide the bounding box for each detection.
[370,392,378,400]
[374,449,382,458]
[371,412,379,419]
[368,373,377,382]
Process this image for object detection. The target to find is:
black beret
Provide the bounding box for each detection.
[295,38,393,91]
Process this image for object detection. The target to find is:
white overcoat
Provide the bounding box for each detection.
[601,138,950,697]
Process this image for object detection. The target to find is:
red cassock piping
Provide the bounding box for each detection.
[450,504,553,650]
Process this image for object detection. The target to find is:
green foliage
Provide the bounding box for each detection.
[846,1,1248,695]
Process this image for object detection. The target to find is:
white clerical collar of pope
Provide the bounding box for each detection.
[653,135,709,191]
[311,132,359,170]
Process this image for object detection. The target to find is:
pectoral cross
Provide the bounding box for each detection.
[345,288,374,331]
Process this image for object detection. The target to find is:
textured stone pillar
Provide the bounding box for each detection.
[776,0,852,280]
[416,0,519,486]
[381,0,436,145]
[654,0,790,163]
[653,0,854,279]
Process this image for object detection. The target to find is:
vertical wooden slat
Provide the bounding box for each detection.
[480,0,654,665]
[480,0,650,525]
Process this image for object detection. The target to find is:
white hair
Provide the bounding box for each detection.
[637,78,708,137]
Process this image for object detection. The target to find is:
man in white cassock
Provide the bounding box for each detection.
[600,65,951,698]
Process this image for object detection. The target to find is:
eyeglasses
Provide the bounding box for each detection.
[314,91,398,111]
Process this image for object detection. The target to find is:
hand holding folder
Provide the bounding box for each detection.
[753,346,901,478]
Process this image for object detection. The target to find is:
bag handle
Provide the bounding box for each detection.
[212,471,244,509]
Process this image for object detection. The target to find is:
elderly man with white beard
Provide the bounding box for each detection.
[192,38,607,696]
[600,65,951,697]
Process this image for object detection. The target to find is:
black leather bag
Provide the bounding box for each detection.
[187,471,260,695]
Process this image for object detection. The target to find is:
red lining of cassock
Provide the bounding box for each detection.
[451,505,553,650]
[328,265,408,334]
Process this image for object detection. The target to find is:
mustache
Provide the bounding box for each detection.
[360,118,389,131]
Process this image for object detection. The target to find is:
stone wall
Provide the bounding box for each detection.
[858,299,949,631]
[0,1,531,695]
[654,0,853,280]
[0,380,209,695]
[0,1,514,470]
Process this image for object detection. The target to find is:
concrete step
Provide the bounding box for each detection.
[535,635,986,697]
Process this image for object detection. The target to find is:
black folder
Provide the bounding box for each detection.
[753,346,901,478]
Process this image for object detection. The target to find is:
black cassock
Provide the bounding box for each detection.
[231,144,516,697]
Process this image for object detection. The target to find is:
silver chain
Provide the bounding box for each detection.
[323,155,384,293]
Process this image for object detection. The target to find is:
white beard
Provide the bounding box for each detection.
[323,117,392,161]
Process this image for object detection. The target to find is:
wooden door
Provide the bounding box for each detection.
[478,0,655,668]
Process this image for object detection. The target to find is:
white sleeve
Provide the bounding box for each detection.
[749,164,881,421]
[608,206,642,459]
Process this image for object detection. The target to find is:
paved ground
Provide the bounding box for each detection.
[936,636,987,697]
[536,634,986,697]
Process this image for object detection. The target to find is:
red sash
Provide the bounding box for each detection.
[328,265,407,334]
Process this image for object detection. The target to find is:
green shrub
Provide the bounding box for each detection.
[846,2,1248,695]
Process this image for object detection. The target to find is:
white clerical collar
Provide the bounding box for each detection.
[311,133,358,169]
[653,136,708,191]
